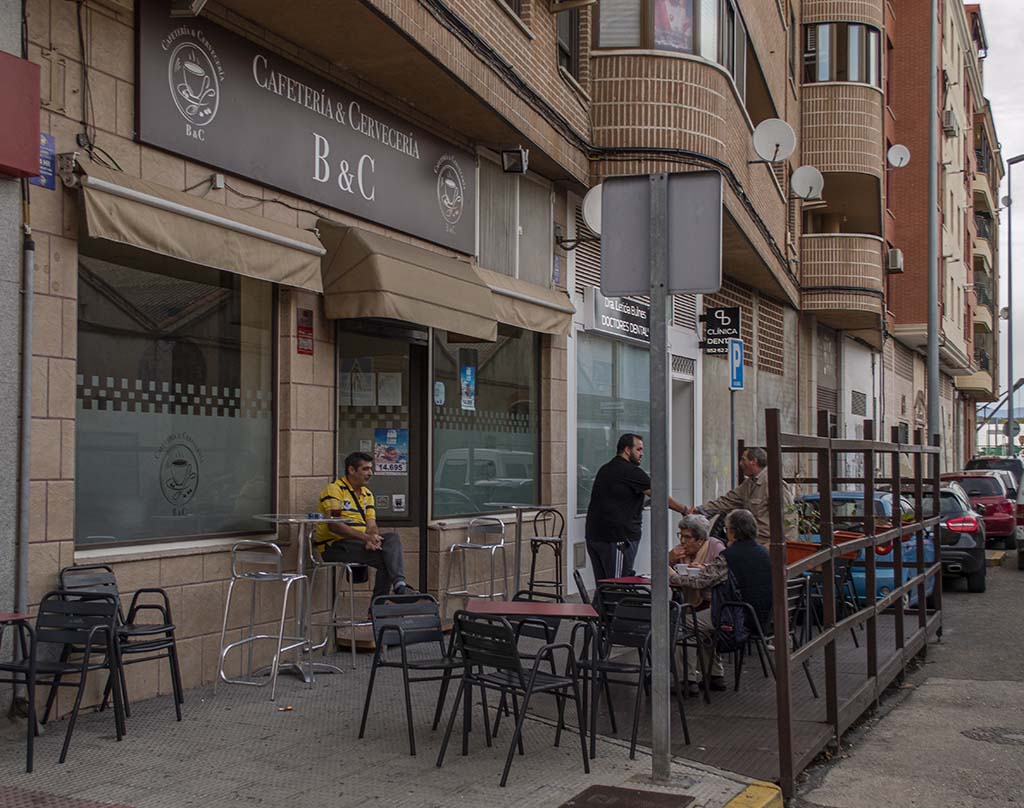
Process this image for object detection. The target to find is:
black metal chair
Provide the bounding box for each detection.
[0,591,126,771]
[577,598,690,758]
[358,594,462,756]
[436,610,588,787]
[528,508,566,600]
[573,569,591,605]
[809,559,861,648]
[59,563,183,721]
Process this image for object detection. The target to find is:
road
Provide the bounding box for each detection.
[794,557,1024,808]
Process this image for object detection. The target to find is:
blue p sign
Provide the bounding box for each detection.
[729,338,744,391]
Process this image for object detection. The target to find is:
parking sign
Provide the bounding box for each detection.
[729,339,744,391]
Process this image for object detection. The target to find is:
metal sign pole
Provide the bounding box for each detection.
[649,173,672,783]
[730,389,737,484]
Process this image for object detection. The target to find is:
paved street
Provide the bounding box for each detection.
[795,556,1024,808]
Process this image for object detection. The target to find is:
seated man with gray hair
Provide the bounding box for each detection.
[669,509,772,692]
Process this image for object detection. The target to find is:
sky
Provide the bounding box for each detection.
[979,0,1024,410]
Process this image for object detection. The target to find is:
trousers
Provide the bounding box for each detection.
[585,538,639,581]
[321,532,406,600]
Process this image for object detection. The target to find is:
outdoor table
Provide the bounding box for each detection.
[253,513,355,681]
[464,600,603,757]
[482,503,541,599]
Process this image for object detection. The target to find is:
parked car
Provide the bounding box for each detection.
[796,492,936,607]
[941,472,1015,549]
[926,482,987,592]
[965,455,1024,488]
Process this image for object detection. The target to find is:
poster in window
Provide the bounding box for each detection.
[377,372,403,407]
[459,349,477,412]
[654,0,694,52]
[374,428,409,475]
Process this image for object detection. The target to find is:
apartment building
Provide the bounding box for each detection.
[0,0,1004,708]
[888,0,1002,467]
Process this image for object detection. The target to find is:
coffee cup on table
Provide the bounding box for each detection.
[673,563,688,576]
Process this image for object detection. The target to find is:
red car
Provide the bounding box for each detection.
[941,472,1016,547]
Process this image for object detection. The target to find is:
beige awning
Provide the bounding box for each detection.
[74,161,325,292]
[475,266,575,336]
[319,222,497,342]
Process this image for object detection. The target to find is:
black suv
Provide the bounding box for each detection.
[931,482,988,592]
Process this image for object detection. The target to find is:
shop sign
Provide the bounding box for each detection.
[30,132,55,190]
[583,286,650,345]
[296,308,314,356]
[701,306,740,355]
[138,2,476,254]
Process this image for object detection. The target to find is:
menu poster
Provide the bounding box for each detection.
[374,428,409,475]
[377,372,403,407]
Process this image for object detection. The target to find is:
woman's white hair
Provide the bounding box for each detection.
[677,513,709,540]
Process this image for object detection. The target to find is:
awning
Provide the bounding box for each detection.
[319,222,497,342]
[73,161,325,292]
[475,266,575,336]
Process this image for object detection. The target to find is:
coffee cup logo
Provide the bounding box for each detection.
[434,156,466,227]
[168,42,220,127]
[159,443,200,505]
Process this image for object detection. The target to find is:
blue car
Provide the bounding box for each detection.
[796,492,936,607]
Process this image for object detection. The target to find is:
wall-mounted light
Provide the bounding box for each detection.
[170,0,208,16]
[501,147,529,174]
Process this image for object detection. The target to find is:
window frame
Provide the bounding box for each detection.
[557,7,582,78]
[74,263,280,549]
[803,21,883,88]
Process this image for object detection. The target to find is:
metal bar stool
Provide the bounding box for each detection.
[307,539,371,670]
[527,508,566,600]
[217,540,310,701]
[441,517,508,618]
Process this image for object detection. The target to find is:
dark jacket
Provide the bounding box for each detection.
[585,456,651,543]
[722,539,773,627]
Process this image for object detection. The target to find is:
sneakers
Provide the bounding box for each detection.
[393,581,418,596]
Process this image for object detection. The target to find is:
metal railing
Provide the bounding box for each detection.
[975,214,994,242]
[975,350,991,371]
[766,409,942,798]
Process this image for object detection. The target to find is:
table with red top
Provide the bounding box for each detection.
[598,576,652,586]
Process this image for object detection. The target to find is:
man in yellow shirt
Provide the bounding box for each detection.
[316,451,414,602]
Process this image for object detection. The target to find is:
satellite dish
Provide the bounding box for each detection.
[752,119,796,163]
[791,165,825,200]
[887,144,911,168]
[1003,195,1012,208]
[582,183,602,235]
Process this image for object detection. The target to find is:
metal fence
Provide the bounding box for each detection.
[765,409,943,798]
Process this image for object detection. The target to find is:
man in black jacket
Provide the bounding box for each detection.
[585,433,686,580]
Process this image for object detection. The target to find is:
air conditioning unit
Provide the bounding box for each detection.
[942,110,958,137]
[887,248,905,273]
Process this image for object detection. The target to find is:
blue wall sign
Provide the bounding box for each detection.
[729,338,744,391]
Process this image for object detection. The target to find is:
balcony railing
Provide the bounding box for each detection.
[975,280,994,309]
[975,350,991,371]
[975,214,994,242]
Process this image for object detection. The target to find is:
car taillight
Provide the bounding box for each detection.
[875,541,893,555]
[995,501,1015,516]
[947,516,979,533]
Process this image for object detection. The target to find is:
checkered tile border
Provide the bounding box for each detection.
[433,407,536,434]
[76,375,272,418]
[337,405,408,431]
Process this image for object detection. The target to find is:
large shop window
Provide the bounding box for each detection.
[432,328,539,518]
[75,256,274,545]
[803,23,882,87]
[594,0,747,95]
[576,333,650,514]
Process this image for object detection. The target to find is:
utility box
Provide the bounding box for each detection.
[0,51,41,179]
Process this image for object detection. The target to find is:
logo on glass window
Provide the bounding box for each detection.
[434,155,466,229]
[167,34,223,129]
[158,438,200,506]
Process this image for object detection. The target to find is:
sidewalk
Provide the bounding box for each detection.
[0,650,779,808]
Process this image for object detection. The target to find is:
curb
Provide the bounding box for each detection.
[723,782,785,808]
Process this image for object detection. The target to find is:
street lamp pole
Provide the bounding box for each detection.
[1006,155,1024,455]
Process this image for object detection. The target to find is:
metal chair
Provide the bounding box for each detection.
[217,540,310,700]
[441,517,509,618]
[573,569,591,605]
[577,598,690,758]
[59,563,183,721]
[528,508,566,600]
[307,540,371,669]
[358,594,461,756]
[0,591,126,771]
[436,610,588,787]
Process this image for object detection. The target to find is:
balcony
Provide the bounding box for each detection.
[974,215,995,268]
[800,234,885,343]
[956,368,996,400]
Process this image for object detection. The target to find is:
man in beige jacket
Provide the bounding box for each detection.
[688,447,797,545]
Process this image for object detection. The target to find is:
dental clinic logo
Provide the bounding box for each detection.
[156,432,203,510]
[163,26,225,138]
[434,154,466,231]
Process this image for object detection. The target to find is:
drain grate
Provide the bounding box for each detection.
[961,727,1024,747]
[558,785,695,807]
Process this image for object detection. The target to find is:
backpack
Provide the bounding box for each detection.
[710,571,750,653]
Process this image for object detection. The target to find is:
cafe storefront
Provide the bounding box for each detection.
[27,0,577,704]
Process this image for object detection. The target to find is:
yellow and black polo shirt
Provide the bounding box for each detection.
[315,478,376,545]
